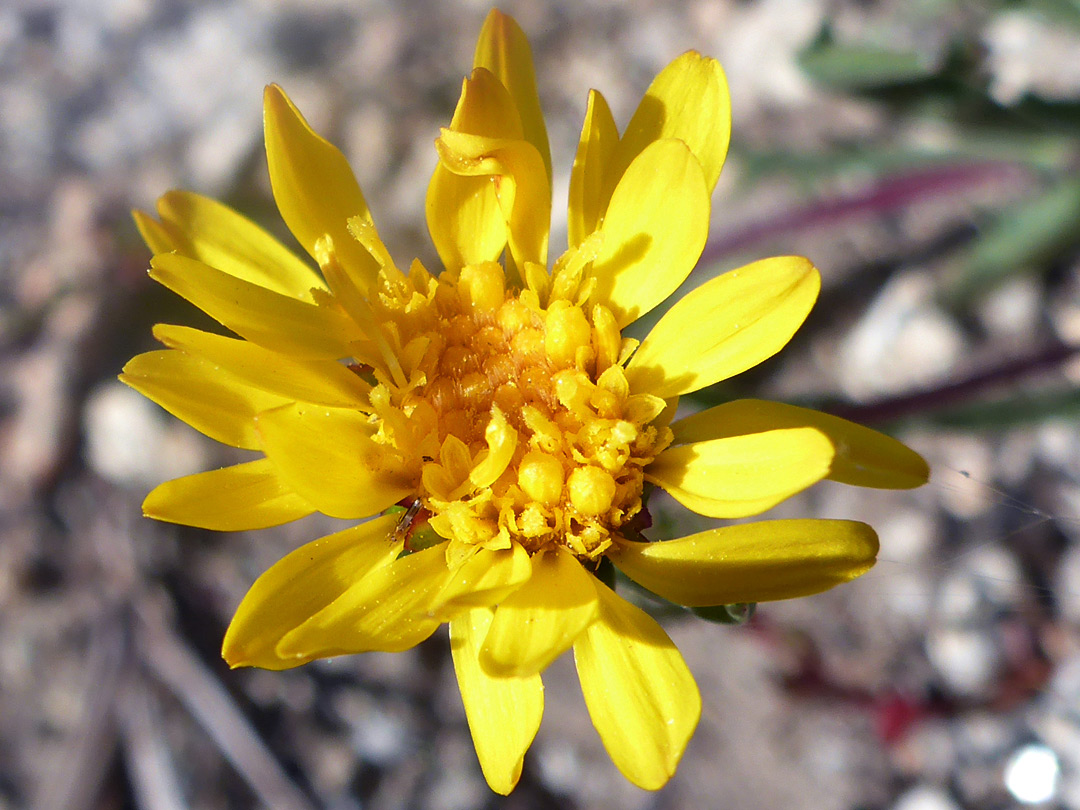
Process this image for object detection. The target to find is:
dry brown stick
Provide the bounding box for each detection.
[34,613,127,810]
[137,619,316,810]
[116,674,190,810]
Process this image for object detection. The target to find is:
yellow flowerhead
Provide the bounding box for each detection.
[123,10,929,794]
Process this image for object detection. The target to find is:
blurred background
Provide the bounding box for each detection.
[5,0,1080,808]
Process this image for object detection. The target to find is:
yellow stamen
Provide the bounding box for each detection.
[365,258,671,559]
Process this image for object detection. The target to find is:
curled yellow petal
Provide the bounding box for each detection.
[573,583,700,791]
[222,515,399,669]
[436,128,550,270]
[149,253,361,359]
[609,50,731,195]
[121,349,287,450]
[264,84,380,293]
[426,68,517,273]
[480,547,599,677]
[450,607,544,795]
[590,139,710,328]
[473,9,551,182]
[672,399,929,490]
[626,256,820,398]
[611,519,879,606]
[144,458,313,531]
[256,403,412,519]
[647,427,835,518]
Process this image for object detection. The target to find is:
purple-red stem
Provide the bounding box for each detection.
[828,342,1077,425]
[699,161,1029,267]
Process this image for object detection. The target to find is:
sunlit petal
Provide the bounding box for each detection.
[626,256,820,398]
[426,68,518,272]
[223,515,399,669]
[568,89,618,248]
[480,547,599,677]
[432,543,533,614]
[152,190,325,300]
[672,399,929,489]
[144,458,313,531]
[276,543,450,659]
[474,9,551,182]
[611,519,879,605]
[121,349,287,450]
[256,402,412,519]
[154,324,372,409]
[436,127,550,270]
[264,84,380,293]
[574,582,700,790]
[149,253,361,359]
[647,427,835,518]
[590,139,709,328]
[609,51,730,194]
[450,607,544,795]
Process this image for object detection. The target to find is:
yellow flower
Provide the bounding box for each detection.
[123,10,928,794]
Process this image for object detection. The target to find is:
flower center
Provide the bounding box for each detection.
[362,258,671,561]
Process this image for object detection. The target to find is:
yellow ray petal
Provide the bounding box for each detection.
[573,583,700,790]
[263,84,380,294]
[479,547,599,677]
[276,543,450,660]
[610,519,880,606]
[671,399,929,490]
[431,543,533,614]
[609,51,730,195]
[590,139,710,328]
[153,324,372,409]
[625,256,820,399]
[473,9,551,182]
[151,190,325,301]
[222,514,399,670]
[149,253,360,359]
[646,427,835,518]
[450,607,543,795]
[568,89,618,248]
[256,402,412,520]
[426,68,518,273]
[436,127,550,270]
[143,458,314,531]
[120,349,288,449]
[132,208,179,255]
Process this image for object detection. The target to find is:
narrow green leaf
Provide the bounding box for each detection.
[949,179,1080,301]
[798,28,944,90]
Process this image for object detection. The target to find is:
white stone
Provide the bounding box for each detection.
[926,628,999,697]
[893,784,961,810]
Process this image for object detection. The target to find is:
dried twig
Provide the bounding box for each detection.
[34,613,128,810]
[116,674,189,810]
[137,619,317,810]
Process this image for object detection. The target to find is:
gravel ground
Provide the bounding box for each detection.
[5,1,1080,809]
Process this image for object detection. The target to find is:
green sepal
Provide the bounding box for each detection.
[690,603,756,625]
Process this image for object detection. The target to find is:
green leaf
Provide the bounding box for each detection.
[690,603,757,625]
[949,178,1080,301]
[798,27,944,90]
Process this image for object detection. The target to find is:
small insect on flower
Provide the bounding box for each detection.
[123,8,928,795]
[391,497,439,552]
[392,497,425,544]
